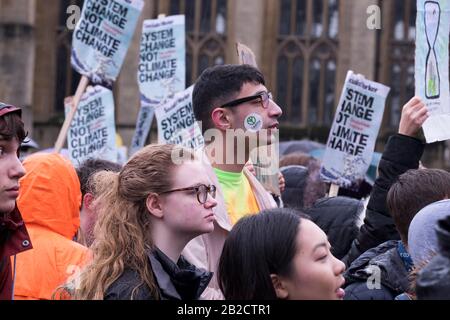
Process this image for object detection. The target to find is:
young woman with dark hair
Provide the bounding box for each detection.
[218,208,346,300]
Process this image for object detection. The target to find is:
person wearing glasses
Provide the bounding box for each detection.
[0,103,31,300]
[68,144,217,300]
[182,64,283,299]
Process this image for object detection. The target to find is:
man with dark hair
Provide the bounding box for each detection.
[183,64,282,299]
[193,64,268,135]
[76,158,122,247]
[0,103,32,300]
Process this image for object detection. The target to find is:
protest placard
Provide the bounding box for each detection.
[130,14,186,156]
[55,76,90,152]
[155,86,204,150]
[129,105,155,155]
[65,85,117,165]
[415,0,450,143]
[71,0,144,85]
[320,71,390,190]
[236,42,258,67]
[138,15,185,106]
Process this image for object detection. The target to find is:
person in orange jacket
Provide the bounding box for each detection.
[14,152,89,300]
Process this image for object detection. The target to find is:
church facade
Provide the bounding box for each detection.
[1,0,447,167]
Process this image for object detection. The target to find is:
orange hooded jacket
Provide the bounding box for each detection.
[14,153,89,300]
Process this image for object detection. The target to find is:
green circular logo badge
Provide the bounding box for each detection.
[247,116,257,126]
[244,113,263,132]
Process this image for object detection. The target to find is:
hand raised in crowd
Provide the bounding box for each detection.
[398,96,429,137]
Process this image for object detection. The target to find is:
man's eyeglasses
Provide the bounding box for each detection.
[219,91,273,109]
[160,184,217,205]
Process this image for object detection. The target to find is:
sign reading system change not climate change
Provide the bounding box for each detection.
[66,85,117,165]
[72,0,144,85]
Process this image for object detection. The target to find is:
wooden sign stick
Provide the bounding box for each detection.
[54,75,90,153]
[236,42,258,67]
[329,183,340,197]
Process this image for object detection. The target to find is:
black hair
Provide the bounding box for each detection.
[76,158,122,197]
[218,208,309,300]
[0,112,27,143]
[192,64,265,135]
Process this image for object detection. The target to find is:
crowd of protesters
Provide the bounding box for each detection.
[2,64,450,300]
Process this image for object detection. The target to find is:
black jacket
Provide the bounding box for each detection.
[344,240,410,300]
[342,134,424,266]
[281,165,309,210]
[305,196,364,260]
[105,248,212,300]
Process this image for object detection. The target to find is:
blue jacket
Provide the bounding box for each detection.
[344,240,411,300]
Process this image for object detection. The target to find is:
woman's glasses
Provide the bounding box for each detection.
[161,184,217,204]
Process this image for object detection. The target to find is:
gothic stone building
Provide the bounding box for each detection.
[0,0,448,168]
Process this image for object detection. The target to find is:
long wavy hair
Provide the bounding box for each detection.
[71,144,195,300]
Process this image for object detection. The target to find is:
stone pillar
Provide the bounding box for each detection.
[337,0,378,91]
[31,1,67,149]
[231,0,266,66]
[0,0,36,135]
[32,0,59,124]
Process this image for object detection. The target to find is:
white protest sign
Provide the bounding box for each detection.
[130,15,186,156]
[155,86,204,150]
[129,105,155,156]
[415,0,450,143]
[65,85,117,165]
[236,43,258,67]
[138,15,186,106]
[71,0,144,85]
[320,71,390,190]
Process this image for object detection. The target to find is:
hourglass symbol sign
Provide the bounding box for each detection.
[424,1,441,99]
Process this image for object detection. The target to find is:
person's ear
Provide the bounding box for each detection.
[83,193,95,211]
[270,274,289,299]
[146,193,164,218]
[211,108,232,130]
